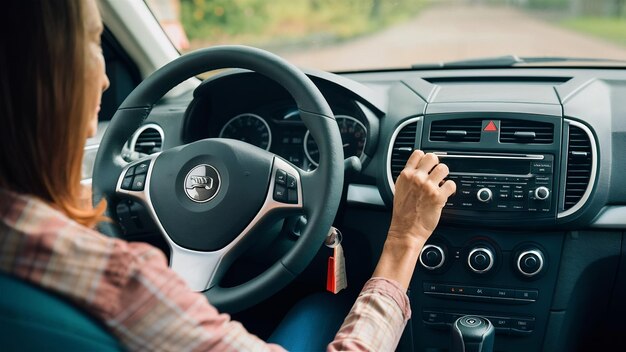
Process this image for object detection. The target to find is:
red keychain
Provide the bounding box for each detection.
[325,227,347,294]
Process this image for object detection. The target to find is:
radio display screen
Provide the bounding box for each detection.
[443,157,530,175]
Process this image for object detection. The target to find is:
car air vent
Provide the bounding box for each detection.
[133,125,163,155]
[500,120,554,144]
[390,121,417,182]
[430,119,481,142]
[563,125,593,211]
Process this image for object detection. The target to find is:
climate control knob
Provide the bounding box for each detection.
[476,188,493,203]
[467,247,495,274]
[534,186,550,201]
[420,244,446,270]
[516,249,545,277]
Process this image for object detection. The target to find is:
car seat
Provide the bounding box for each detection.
[0,273,123,351]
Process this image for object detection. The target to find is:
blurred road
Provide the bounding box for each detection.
[279,3,626,71]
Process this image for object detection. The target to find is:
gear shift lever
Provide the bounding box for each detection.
[451,315,495,352]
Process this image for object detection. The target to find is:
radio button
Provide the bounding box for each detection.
[477,188,493,203]
[498,190,510,199]
[461,189,472,196]
[534,187,550,201]
[513,190,525,200]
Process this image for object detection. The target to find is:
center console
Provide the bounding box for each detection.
[384,107,597,351]
[410,228,563,351]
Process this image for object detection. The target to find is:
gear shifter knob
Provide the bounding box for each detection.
[451,315,494,352]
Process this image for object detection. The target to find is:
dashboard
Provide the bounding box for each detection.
[126,65,626,352]
[182,71,378,171]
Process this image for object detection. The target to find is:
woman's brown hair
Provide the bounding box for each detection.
[0,0,106,227]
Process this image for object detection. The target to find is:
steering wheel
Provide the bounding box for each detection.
[92,46,344,312]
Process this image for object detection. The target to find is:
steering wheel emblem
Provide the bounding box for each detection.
[184,164,221,203]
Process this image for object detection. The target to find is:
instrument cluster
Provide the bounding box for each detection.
[213,105,369,170]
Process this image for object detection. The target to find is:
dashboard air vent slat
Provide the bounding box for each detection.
[134,127,163,155]
[500,120,554,144]
[563,125,592,210]
[430,119,482,142]
[391,121,417,182]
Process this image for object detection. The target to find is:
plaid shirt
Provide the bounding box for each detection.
[0,190,410,351]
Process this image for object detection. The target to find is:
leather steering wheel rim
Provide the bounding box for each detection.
[92,45,344,312]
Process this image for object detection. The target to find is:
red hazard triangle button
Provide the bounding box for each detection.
[484,121,498,132]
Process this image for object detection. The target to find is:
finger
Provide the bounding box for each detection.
[416,153,439,173]
[429,163,449,184]
[404,150,424,170]
[440,180,457,197]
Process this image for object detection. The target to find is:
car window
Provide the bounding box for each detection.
[145,0,626,72]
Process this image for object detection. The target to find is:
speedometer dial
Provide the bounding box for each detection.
[304,115,367,166]
[219,113,272,150]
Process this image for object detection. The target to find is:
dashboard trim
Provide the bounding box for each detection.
[591,206,626,228]
[347,184,385,207]
[557,119,598,218]
[387,116,423,194]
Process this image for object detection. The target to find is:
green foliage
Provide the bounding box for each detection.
[180,0,428,48]
[561,17,626,46]
[525,0,569,9]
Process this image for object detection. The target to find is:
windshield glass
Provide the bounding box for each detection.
[146,0,626,72]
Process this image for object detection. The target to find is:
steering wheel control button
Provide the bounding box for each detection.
[275,169,287,185]
[516,249,545,277]
[135,162,150,175]
[420,244,446,270]
[468,247,494,274]
[183,164,221,203]
[131,174,146,191]
[534,186,550,201]
[273,185,287,202]
[126,165,136,176]
[121,176,133,190]
[287,174,297,189]
[287,189,298,204]
[476,188,493,203]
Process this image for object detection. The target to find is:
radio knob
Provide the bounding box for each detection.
[467,247,495,274]
[420,244,446,270]
[516,249,545,277]
[534,186,550,200]
[476,188,493,203]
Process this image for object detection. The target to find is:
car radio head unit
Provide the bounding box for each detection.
[430,152,554,214]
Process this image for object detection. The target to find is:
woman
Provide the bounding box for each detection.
[0,0,456,351]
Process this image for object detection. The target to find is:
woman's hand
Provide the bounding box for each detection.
[388,150,457,245]
[373,150,456,289]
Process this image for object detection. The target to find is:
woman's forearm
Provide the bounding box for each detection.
[373,235,425,290]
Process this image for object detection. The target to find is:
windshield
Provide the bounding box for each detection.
[146,0,626,72]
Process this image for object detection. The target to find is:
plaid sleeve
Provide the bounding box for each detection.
[327,277,411,352]
[0,193,285,352]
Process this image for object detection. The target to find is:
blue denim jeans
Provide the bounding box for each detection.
[268,291,354,351]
